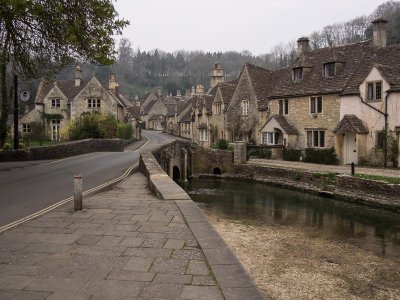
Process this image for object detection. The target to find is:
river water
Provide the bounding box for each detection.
[183,178,400,262]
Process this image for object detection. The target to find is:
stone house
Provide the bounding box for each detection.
[193,95,213,147]
[260,18,400,165]
[19,66,134,141]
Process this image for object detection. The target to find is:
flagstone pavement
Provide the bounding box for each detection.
[0,172,264,300]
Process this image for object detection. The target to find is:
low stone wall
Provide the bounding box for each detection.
[139,150,191,200]
[192,145,234,174]
[0,139,127,161]
[208,164,400,212]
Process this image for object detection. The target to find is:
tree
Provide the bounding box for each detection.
[0,0,128,146]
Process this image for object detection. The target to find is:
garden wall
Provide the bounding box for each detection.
[0,139,127,161]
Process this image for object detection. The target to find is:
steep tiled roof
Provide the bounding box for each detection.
[218,83,237,105]
[179,107,193,123]
[333,114,369,134]
[268,41,374,98]
[141,99,158,115]
[261,115,298,135]
[35,80,86,103]
[245,63,274,101]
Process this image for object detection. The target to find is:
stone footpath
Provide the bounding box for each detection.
[249,158,400,177]
[0,173,264,300]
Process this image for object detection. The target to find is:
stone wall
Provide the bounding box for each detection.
[0,139,126,161]
[192,145,234,174]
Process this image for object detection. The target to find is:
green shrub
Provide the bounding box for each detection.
[68,112,118,140]
[248,148,271,159]
[304,147,339,165]
[284,148,302,161]
[3,143,12,150]
[213,139,229,150]
[117,123,133,140]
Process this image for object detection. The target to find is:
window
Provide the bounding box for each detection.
[306,130,325,147]
[22,124,31,133]
[241,100,249,116]
[279,99,289,115]
[51,120,60,141]
[310,96,323,114]
[293,67,303,81]
[51,98,60,108]
[376,131,385,149]
[367,81,382,101]
[215,103,222,114]
[88,98,101,108]
[323,63,335,78]
[262,131,282,145]
[199,129,208,141]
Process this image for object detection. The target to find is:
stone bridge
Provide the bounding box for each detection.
[149,140,247,182]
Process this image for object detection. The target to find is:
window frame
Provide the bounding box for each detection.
[88,98,101,108]
[199,128,208,141]
[306,129,326,148]
[376,131,385,149]
[323,62,335,78]
[241,100,249,116]
[366,81,383,101]
[293,67,303,82]
[22,123,31,133]
[310,96,323,114]
[215,103,222,114]
[51,98,61,108]
[278,99,289,115]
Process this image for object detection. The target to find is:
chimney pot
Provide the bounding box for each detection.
[75,65,82,87]
[372,18,388,47]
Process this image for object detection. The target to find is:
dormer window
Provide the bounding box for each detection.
[293,68,303,82]
[367,81,382,101]
[51,98,60,108]
[323,63,335,78]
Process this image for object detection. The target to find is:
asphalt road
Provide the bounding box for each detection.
[0,130,173,227]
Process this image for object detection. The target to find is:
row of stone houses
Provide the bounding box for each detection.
[19,66,140,140]
[142,18,400,166]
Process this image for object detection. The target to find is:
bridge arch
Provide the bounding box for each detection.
[213,167,222,175]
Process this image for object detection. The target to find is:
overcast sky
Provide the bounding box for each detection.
[114,0,388,55]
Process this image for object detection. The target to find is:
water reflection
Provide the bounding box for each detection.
[184,179,400,261]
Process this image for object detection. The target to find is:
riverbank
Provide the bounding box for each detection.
[204,211,400,300]
[197,160,400,212]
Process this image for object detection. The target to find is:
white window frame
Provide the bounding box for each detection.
[51,98,61,108]
[199,129,208,141]
[241,100,249,116]
[306,129,326,148]
[279,99,289,115]
[51,120,61,141]
[323,63,335,78]
[88,98,101,108]
[22,123,31,133]
[215,103,222,114]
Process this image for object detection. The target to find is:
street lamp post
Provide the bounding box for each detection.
[13,74,19,150]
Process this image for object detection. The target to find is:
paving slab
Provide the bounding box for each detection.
[0,172,265,299]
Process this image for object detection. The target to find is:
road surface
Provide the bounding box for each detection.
[0,130,173,227]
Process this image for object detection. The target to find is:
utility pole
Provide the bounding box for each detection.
[13,74,19,150]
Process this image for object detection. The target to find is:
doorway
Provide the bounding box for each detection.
[344,133,357,164]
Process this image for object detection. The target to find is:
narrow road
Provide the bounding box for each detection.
[0,130,173,227]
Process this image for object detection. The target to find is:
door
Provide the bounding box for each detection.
[344,133,357,164]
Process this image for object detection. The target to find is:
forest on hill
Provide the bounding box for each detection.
[57,1,400,98]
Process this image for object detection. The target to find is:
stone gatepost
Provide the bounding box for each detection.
[182,148,188,182]
[234,142,247,165]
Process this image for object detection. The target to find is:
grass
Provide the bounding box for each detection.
[353,173,400,184]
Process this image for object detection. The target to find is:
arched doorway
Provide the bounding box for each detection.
[173,166,181,182]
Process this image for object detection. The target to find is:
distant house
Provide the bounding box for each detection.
[19,66,134,140]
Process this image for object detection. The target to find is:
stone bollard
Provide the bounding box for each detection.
[74,174,83,211]
[351,162,355,175]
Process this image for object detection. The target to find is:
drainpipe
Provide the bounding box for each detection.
[358,95,388,167]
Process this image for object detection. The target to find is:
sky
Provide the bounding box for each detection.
[113,0,388,55]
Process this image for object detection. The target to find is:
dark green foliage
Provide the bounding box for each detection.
[117,123,133,140]
[248,148,272,159]
[214,139,229,150]
[284,148,302,161]
[304,147,339,165]
[68,113,118,140]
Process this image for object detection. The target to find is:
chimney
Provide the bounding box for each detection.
[297,37,310,56]
[372,18,388,47]
[177,90,181,97]
[210,62,224,88]
[75,65,82,87]
[108,74,117,90]
[157,87,161,97]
